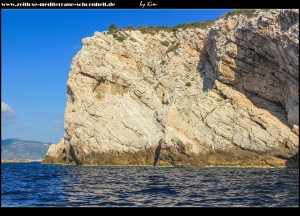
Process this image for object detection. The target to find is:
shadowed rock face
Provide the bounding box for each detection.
[43,9,299,167]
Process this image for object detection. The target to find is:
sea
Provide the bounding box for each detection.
[1,162,299,207]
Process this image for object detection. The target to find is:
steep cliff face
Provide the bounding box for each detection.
[44,9,299,167]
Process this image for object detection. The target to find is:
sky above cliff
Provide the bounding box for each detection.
[1,9,232,143]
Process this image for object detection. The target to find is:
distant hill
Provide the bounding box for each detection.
[1,138,51,161]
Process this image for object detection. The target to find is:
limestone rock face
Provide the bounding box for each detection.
[43,139,66,164]
[44,9,299,167]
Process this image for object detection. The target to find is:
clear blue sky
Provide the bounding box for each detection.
[1,9,232,143]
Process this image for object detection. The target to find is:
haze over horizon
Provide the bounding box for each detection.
[1,9,232,143]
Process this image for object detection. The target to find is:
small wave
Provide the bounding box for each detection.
[138,187,178,195]
[98,201,136,207]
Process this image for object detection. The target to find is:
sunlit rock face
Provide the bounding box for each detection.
[44,9,299,167]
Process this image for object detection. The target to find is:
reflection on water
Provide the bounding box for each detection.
[1,163,299,207]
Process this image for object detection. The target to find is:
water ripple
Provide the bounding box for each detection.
[1,163,299,207]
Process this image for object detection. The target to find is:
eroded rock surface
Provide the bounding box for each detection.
[44,9,299,167]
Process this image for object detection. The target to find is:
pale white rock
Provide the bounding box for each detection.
[44,9,299,167]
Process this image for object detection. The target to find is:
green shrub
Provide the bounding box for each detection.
[138,26,170,34]
[109,24,117,30]
[173,20,215,30]
[166,42,180,53]
[161,40,169,47]
[218,9,257,20]
[216,98,223,102]
[113,33,126,42]
[139,27,148,34]
[185,82,192,87]
[108,24,118,34]
[161,60,166,65]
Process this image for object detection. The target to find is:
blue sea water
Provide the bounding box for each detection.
[1,162,299,207]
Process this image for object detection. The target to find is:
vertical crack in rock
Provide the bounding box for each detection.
[67,85,75,103]
[69,145,81,165]
[153,138,163,166]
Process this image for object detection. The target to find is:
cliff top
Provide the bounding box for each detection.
[105,9,260,36]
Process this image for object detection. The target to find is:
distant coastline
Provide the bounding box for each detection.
[1,159,41,163]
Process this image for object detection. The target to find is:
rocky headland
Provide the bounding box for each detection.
[2,138,51,161]
[44,9,299,167]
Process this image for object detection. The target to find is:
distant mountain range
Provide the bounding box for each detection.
[1,138,51,161]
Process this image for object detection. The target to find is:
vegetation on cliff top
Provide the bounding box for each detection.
[107,9,260,38]
[107,19,215,37]
[218,9,258,20]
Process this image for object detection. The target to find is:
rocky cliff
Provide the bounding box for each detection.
[44,9,299,167]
